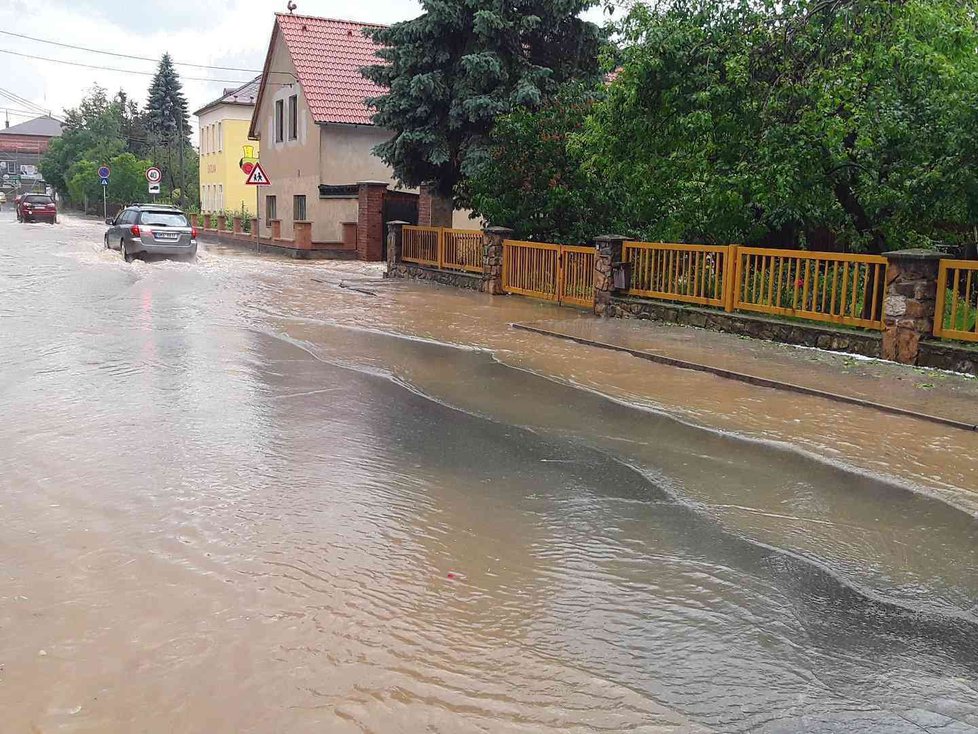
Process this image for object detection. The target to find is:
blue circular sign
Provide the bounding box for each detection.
[97,166,110,179]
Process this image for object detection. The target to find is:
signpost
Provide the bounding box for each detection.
[245,162,271,252]
[145,167,162,201]
[98,166,110,221]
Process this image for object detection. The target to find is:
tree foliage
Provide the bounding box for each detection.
[362,0,604,206]
[474,0,978,252]
[469,84,604,243]
[40,66,199,210]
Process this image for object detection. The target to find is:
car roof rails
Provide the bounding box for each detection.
[131,202,181,208]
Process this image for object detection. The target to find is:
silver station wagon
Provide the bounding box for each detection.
[104,204,198,262]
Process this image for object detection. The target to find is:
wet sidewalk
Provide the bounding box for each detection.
[514,317,978,432]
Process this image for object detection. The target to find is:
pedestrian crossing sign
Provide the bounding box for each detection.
[244,162,271,186]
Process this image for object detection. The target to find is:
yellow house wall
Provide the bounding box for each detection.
[198,106,258,216]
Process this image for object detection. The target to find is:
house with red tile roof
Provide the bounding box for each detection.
[248,12,432,260]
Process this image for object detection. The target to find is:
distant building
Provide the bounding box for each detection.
[0,115,63,195]
[195,76,261,215]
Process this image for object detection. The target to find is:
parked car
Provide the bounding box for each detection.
[104,204,198,262]
[18,194,57,223]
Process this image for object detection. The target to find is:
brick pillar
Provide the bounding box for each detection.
[271,219,281,240]
[481,226,513,295]
[357,181,388,261]
[217,214,227,231]
[250,217,258,240]
[593,235,626,316]
[190,213,199,228]
[882,249,945,364]
[232,216,243,234]
[419,183,453,227]
[294,221,312,249]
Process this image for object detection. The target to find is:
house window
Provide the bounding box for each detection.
[293,194,306,221]
[266,195,277,222]
[275,99,284,142]
[217,122,223,152]
[288,95,297,141]
[218,184,224,210]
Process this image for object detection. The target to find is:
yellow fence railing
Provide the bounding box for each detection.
[503,240,561,301]
[732,247,888,330]
[402,225,484,273]
[501,240,595,307]
[442,229,484,273]
[402,225,441,267]
[623,242,732,308]
[934,259,978,342]
[561,245,596,307]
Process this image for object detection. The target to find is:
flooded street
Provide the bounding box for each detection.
[2,212,977,733]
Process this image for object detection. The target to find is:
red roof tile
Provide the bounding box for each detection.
[275,13,387,126]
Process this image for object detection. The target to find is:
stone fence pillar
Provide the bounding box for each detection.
[593,235,627,316]
[250,217,259,240]
[882,249,946,364]
[386,220,407,274]
[482,226,513,294]
[217,214,227,231]
[232,216,243,235]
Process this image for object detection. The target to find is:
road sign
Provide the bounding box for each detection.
[244,161,270,186]
[100,178,109,186]
[98,166,110,179]
[148,182,161,194]
[145,167,162,184]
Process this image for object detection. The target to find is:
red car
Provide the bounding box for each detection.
[18,194,57,223]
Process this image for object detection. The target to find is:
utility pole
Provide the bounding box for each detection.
[178,113,186,208]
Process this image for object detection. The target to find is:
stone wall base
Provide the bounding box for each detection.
[608,296,883,358]
[197,230,356,260]
[387,262,483,291]
[917,340,978,376]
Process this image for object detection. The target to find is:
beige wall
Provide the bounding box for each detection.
[319,125,401,186]
[254,30,321,241]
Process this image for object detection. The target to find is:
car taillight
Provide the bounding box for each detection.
[191,226,198,239]
[130,225,141,237]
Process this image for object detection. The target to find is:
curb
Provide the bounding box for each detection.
[511,322,977,433]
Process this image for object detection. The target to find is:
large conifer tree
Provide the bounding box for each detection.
[362,0,602,206]
[145,54,192,202]
[146,54,190,146]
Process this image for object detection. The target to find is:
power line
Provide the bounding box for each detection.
[0,85,50,115]
[0,48,253,84]
[0,29,263,74]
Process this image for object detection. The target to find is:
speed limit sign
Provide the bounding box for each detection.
[145,167,162,184]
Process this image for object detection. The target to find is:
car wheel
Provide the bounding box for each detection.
[121,239,133,263]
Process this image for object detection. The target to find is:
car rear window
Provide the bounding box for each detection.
[138,211,188,227]
[25,195,53,204]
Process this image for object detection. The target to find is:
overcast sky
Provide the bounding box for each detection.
[0,0,616,142]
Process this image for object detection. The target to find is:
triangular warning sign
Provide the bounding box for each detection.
[245,161,271,186]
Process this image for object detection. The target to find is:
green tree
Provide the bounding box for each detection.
[40,85,125,197]
[362,0,604,207]
[66,153,152,214]
[580,0,978,252]
[470,83,604,243]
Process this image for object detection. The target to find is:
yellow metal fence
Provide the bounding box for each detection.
[934,260,978,342]
[502,240,595,307]
[732,248,888,330]
[402,225,484,273]
[623,242,731,308]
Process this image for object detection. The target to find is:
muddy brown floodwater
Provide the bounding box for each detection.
[1,212,977,733]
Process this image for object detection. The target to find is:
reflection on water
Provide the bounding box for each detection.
[0,214,976,733]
